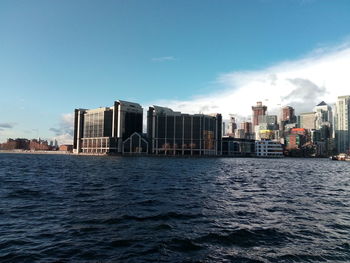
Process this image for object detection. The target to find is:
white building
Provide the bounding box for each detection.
[334,95,350,153]
[255,140,284,157]
[313,101,332,130]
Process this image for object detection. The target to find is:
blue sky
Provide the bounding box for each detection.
[1,0,350,143]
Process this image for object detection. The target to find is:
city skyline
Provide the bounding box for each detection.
[1,0,350,143]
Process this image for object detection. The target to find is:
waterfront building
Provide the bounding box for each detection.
[147,106,222,156]
[286,134,304,150]
[252,101,267,126]
[334,95,350,153]
[59,144,73,152]
[221,137,255,157]
[255,140,283,157]
[122,132,149,154]
[73,100,143,154]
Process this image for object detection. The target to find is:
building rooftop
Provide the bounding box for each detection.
[316,101,327,106]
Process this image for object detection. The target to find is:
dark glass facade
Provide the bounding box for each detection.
[222,137,255,157]
[122,132,149,154]
[123,112,143,140]
[147,106,222,155]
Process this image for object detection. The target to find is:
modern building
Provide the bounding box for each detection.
[258,115,279,130]
[314,101,332,130]
[73,100,143,154]
[255,140,284,157]
[334,95,350,153]
[234,128,245,139]
[252,101,267,126]
[221,137,255,157]
[239,121,254,139]
[281,106,296,123]
[299,112,316,130]
[122,132,149,154]
[147,106,222,155]
[226,115,237,137]
[241,121,252,134]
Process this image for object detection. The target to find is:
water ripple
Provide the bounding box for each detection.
[0,154,350,262]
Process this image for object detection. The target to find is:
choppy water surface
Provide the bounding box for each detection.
[0,154,350,262]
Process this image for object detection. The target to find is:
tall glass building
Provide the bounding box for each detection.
[334,95,350,153]
[147,106,222,156]
[73,100,143,154]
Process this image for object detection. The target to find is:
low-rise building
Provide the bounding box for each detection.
[255,140,284,157]
[59,144,73,152]
[221,137,255,157]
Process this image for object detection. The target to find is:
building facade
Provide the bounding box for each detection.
[222,137,255,157]
[334,95,350,153]
[252,101,267,126]
[255,140,283,157]
[281,106,296,123]
[73,100,143,154]
[314,101,332,130]
[299,112,316,130]
[147,106,222,155]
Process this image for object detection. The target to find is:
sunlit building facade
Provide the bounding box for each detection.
[73,100,143,154]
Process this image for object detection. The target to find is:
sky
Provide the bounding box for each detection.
[1,0,350,143]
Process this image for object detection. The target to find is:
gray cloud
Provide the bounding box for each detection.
[49,128,62,135]
[0,123,15,129]
[282,78,327,113]
[49,113,74,136]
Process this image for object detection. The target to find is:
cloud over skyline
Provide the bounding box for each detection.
[49,113,74,144]
[150,41,350,121]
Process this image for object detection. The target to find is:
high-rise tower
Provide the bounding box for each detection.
[252,101,267,126]
[281,106,296,123]
[334,95,350,153]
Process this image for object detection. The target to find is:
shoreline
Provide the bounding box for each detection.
[0,150,333,159]
[0,150,72,155]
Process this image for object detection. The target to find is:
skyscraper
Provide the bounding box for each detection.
[299,112,316,130]
[240,121,253,139]
[313,101,332,130]
[334,95,350,153]
[252,101,267,126]
[226,115,237,137]
[281,106,296,123]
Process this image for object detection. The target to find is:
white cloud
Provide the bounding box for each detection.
[53,133,73,145]
[149,41,350,121]
[50,113,74,145]
[54,41,350,137]
[151,56,177,62]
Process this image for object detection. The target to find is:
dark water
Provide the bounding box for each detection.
[0,154,350,262]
